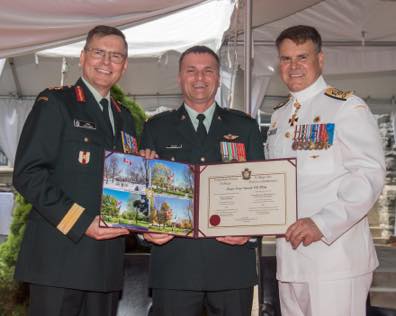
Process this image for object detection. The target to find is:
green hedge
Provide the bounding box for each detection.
[0,85,146,315]
[0,194,31,316]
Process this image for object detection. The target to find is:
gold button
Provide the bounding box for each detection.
[84,137,89,142]
[200,157,206,162]
[285,132,290,138]
[171,157,175,161]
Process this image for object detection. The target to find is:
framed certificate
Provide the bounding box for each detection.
[100,150,296,237]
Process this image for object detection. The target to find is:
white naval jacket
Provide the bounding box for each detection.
[266,76,385,282]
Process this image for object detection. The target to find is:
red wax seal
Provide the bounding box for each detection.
[209,215,221,226]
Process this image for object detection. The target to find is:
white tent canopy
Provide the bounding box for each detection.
[229,0,396,116]
[0,0,209,58]
[1,0,396,165]
[37,0,235,58]
[0,0,234,164]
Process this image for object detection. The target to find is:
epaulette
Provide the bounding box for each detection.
[225,108,253,119]
[146,110,175,122]
[325,87,353,101]
[36,85,73,103]
[273,95,291,110]
[36,95,49,103]
[47,85,72,91]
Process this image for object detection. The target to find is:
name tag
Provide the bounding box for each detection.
[268,128,277,136]
[165,145,183,149]
[74,119,96,130]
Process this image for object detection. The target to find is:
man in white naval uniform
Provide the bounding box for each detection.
[266,25,385,316]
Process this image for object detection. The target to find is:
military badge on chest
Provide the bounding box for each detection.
[292,123,335,150]
[78,151,90,164]
[220,134,246,162]
[121,131,138,154]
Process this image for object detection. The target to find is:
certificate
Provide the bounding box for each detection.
[196,159,296,237]
[100,150,296,237]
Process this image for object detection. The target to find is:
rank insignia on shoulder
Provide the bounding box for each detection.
[78,151,90,164]
[37,96,48,103]
[325,87,353,101]
[223,134,239,141]
[48,86,64,91]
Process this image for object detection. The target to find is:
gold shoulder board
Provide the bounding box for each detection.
[325,87,353,101]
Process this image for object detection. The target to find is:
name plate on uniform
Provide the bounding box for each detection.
[100,150,297,238]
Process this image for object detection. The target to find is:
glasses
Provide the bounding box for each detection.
[85,48,126,64]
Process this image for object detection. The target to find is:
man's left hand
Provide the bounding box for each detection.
[139,149,158,159]
[285,218,323,249]
[216,236,250,245]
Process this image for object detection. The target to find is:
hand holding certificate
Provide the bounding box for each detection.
[100,151,297,237]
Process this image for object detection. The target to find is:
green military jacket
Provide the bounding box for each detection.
[141,104,265,290]
[13,78,137,291]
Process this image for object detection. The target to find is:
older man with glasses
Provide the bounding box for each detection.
[13,25,138,316]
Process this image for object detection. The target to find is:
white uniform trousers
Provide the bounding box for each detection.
[278,273,372,316]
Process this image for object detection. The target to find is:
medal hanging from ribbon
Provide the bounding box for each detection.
[220,142,246,162]
[292,123,335,151]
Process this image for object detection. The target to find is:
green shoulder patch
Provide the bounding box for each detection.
[325,87,353,101]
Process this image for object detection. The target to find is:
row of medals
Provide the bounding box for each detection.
[291,123,333,151]
[288,100,333,151]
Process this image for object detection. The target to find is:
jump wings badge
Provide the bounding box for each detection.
[223,134,239,141]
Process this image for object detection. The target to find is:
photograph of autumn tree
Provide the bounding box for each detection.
[100,151,195,236]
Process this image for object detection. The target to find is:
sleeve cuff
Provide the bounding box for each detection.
[310,214,333,245]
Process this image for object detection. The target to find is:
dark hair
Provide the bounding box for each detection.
[179,45,220,70]
[84,25,128,55]
[275,25,322,53]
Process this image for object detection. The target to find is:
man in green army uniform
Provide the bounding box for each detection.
[141,46,265,316]
[13,25,136,316]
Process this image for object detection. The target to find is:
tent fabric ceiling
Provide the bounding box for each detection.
[251,0,323,27]
[1,0,396,100]
[37,0,235,58]
[234,0,396,77]
[251,0,396,42]
[0,0,206,58]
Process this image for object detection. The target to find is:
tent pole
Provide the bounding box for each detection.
[244,0,252,115]
[8,58,22,98]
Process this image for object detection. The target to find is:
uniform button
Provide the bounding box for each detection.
[200,157,206,162]
[285,132,290,138]
[171,157,175,161]
[84,137,89,142]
